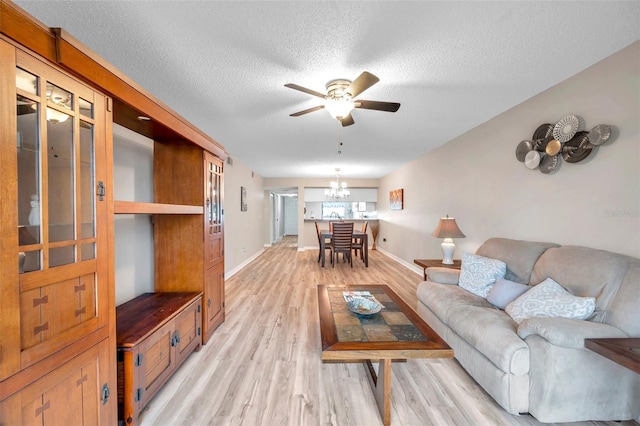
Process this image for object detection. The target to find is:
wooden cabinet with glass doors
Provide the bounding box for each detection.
[0,41,116,424]
[153,141,225,344]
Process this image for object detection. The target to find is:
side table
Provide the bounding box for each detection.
[584,338,640,375]
[414,258,461,281]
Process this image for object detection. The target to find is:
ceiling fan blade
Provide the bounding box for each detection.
[290,105,325,117]
[284,83,327,99]
[345,72,379,98]
[340,114,355,127]
[355,100,401,113]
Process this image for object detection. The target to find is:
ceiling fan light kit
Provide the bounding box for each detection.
[284,71,400,127]
[324,98,355,119]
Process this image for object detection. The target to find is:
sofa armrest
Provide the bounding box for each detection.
[517,318,628,349]
[425,267,460,285]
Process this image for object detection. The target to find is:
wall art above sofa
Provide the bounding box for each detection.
[515,115,613,174]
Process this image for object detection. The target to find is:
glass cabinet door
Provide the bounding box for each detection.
[204,152,223,269]
[13,50,108,370]
[17,72,96,272]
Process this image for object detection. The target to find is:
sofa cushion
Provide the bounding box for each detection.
[531,246,630,324]
[505,278,595,324]
[416,281,491,324]
[517,317,629,349]
[458,252,507,298]
[446,305,529,375]
[425,267,460,284]
[606,258,640,337]
[487,279,530,309]
[476,238,559,284]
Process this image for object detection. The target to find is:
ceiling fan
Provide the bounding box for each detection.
[285,71,400,127]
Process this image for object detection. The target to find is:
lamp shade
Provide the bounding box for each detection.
[324,98,355,118]
[431,215,466,239]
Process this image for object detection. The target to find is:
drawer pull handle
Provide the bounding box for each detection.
[75,306,87,317]
[207,299,212,308]
[74,283,86,292]
[33,322,49,334]
[33,295,48,307]
[35,400,50,416]
[171,333,181,347]
[101,383,110,405]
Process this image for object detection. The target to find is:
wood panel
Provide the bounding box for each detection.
[0,338,113,425]
[153,140,203,205]
[153,215,203,292]
[0,38,21,380]
[113,201,203,215]
[204,262,225,341]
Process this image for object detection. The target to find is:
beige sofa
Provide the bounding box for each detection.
[416,238,640,423]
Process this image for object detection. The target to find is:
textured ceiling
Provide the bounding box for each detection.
[14,1,640,179]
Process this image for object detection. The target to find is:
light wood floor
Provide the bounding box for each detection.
[139,236,636,426]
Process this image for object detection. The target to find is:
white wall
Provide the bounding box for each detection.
[112,125,155,305]
[284,196,298,235]
[377,41,640,266]
[223,159,266,277]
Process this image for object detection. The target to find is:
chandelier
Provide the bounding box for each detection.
[325,168,350,199]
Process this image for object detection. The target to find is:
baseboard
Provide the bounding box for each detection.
[374,247,424,278]
[225,248,265,279]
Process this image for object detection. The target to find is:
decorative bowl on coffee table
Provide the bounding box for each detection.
[347,298,382,316]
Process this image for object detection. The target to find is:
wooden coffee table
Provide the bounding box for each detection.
[317,284,453,425]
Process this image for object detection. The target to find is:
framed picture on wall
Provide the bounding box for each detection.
[241,186,247,211]
[389,188,404,210]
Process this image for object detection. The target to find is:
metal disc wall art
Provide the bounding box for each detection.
[515,115,613,174]
[587,124,611,146]
[532,123,554,152]
[539,153,558,174]
[562,131,592,163]
[516,140,533,161]
[524,150,541,169]
[553,115,581,142]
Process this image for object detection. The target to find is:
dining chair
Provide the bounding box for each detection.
[330,222,354,267]
[352,221,368,261]
[315,221,332,264]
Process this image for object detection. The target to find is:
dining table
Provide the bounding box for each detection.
[320,228,368,267]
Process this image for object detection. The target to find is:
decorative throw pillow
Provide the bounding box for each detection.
[458,252,507,298]
[487,279,530,310]
[505,277,596,324]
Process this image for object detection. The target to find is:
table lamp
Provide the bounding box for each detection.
[431,215,466,264]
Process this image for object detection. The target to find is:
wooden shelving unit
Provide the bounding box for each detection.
[0,2,228,424]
